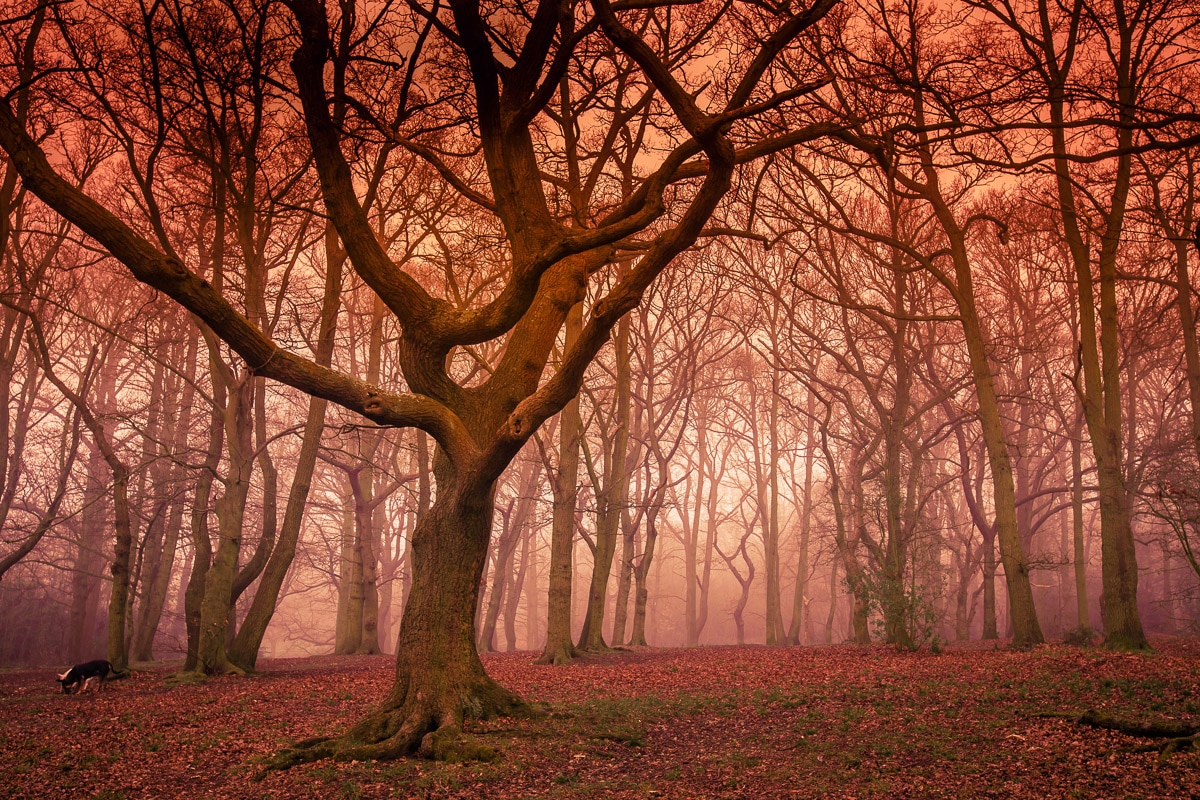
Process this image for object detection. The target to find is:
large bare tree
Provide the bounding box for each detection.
[1,0,838,762]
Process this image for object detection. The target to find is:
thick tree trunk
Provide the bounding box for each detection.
[272,469,522,766]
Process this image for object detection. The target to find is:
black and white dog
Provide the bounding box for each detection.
[56,659,116,694]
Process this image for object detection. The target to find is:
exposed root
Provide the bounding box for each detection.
[1101,633,1152,653]
[1074,709,1200,739]
[166,670,208,687]
[1058,709,1200,761]
[1131,734,1200,760]
[537,640,579,665]
[257,680,528,777]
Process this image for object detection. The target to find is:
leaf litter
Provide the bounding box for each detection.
[1,639,1198,798]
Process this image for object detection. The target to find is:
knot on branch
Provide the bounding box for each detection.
[507,415,527,438]
[163,257,188,277]
[363,394,386,419]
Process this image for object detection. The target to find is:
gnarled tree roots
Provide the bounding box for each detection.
[1048,709,1200,761]
[260,681,526,774]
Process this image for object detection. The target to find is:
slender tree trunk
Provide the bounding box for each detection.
[685,404,708,647]
[105,460,133,672]
[131,330,198,661]
[194,375,254,674]
[630,507,661,647]
[817,417,870,644]
[696,442,726,642]
[1071,401,1091,632]
[502,526,530,650]
[578,311,631,651]
[479,458,538,651]
[765,352,784,644]
[1044,41,1146,650]
[787,395,816,645]
[1175,236,1200,469]
[229,375,277,605]
[68,431,108,663]
[539,301,582,665]
[523,524,540,650]
[478,506,515,653]
[825,556,839,644]
[37,337,134,670]
[183,447,217,672]
[336,496,363,654]
[609,507,636,645]
[228,394,329,668]
[923,195,1044,648]
[353,466,382,655]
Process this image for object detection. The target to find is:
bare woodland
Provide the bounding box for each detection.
[1,0,1199,766]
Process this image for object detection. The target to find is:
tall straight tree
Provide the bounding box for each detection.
[971,0,1198,649]
[1,0,840,762]
[790,0,1044,646]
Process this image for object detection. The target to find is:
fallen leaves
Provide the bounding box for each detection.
[1,640,1198,798]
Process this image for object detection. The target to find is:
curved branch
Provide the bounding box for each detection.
[287,0,444,329]
[0,99,479,463]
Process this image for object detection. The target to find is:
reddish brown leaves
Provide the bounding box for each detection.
[2,641,1198,798]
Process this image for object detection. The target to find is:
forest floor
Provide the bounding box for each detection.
[2,639,1199,799]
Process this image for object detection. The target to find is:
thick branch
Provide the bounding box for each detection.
[0,100,478,462]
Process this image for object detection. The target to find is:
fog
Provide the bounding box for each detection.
[1,0,1199,675]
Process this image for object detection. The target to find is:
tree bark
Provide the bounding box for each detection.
[131,327,198,661]
[539,301,582,665]
[271,459,523,766]
[787,393,816,645]
[764,343,785,644]
[578,309,631,651]
[685,403,708,647]
[195,374,254,674]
